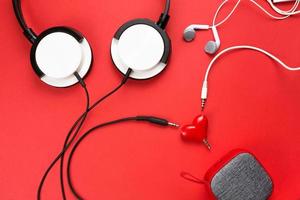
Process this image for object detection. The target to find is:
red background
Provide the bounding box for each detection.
[1,0,300,199]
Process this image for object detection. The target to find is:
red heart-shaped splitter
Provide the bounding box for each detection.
[181,115,211,150]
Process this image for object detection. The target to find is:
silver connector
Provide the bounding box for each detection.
[201,98,207,111]
[168,122,180,128]
[203,139,211,151]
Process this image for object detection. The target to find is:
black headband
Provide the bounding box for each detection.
[12,0,37,43]
[12,0,170,42]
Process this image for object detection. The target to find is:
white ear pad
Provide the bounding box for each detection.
[183,28,196,42]
[205,41,218,54]
[111,19,171,80]
[31,28,92,87]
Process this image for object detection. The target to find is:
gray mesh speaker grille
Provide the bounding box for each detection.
[211,153,273,200]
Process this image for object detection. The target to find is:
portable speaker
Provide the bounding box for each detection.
[204,150,273,200]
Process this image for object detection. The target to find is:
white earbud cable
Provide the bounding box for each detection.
[212,0,240,27]
[201,45,300,110]
[267,0,300,15]
[250,0,292,20]
[212,0,300,29]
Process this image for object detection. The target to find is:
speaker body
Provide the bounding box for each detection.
[205,150,273,200]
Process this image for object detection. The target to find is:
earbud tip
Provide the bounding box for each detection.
[204,41,218,55]
[183,29,195,42]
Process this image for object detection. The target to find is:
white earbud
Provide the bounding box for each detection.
[204,26,220,55]
[183,24,220,55]
[184,0,299,55]
[183,24,210,42]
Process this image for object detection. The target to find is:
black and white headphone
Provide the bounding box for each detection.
[13,1,176,199]
[13,0,171,88]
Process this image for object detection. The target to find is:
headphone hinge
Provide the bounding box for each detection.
[24,28,37,44]
[157,13,170,30]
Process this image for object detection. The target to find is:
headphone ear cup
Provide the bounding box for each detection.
[30,27,93,87]
[183,28,196,42]
[111,19,170,80]
[204,41,218,54]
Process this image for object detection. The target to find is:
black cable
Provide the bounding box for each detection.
[59,69,132,199]
[59,73,90,200]
[12,0,37,43]
[66,116,179,200]
[37,73,90,200]
[36,69,132,200]
[157,0,171,29]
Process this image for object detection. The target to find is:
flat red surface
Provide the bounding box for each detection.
[1,0,300,199]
